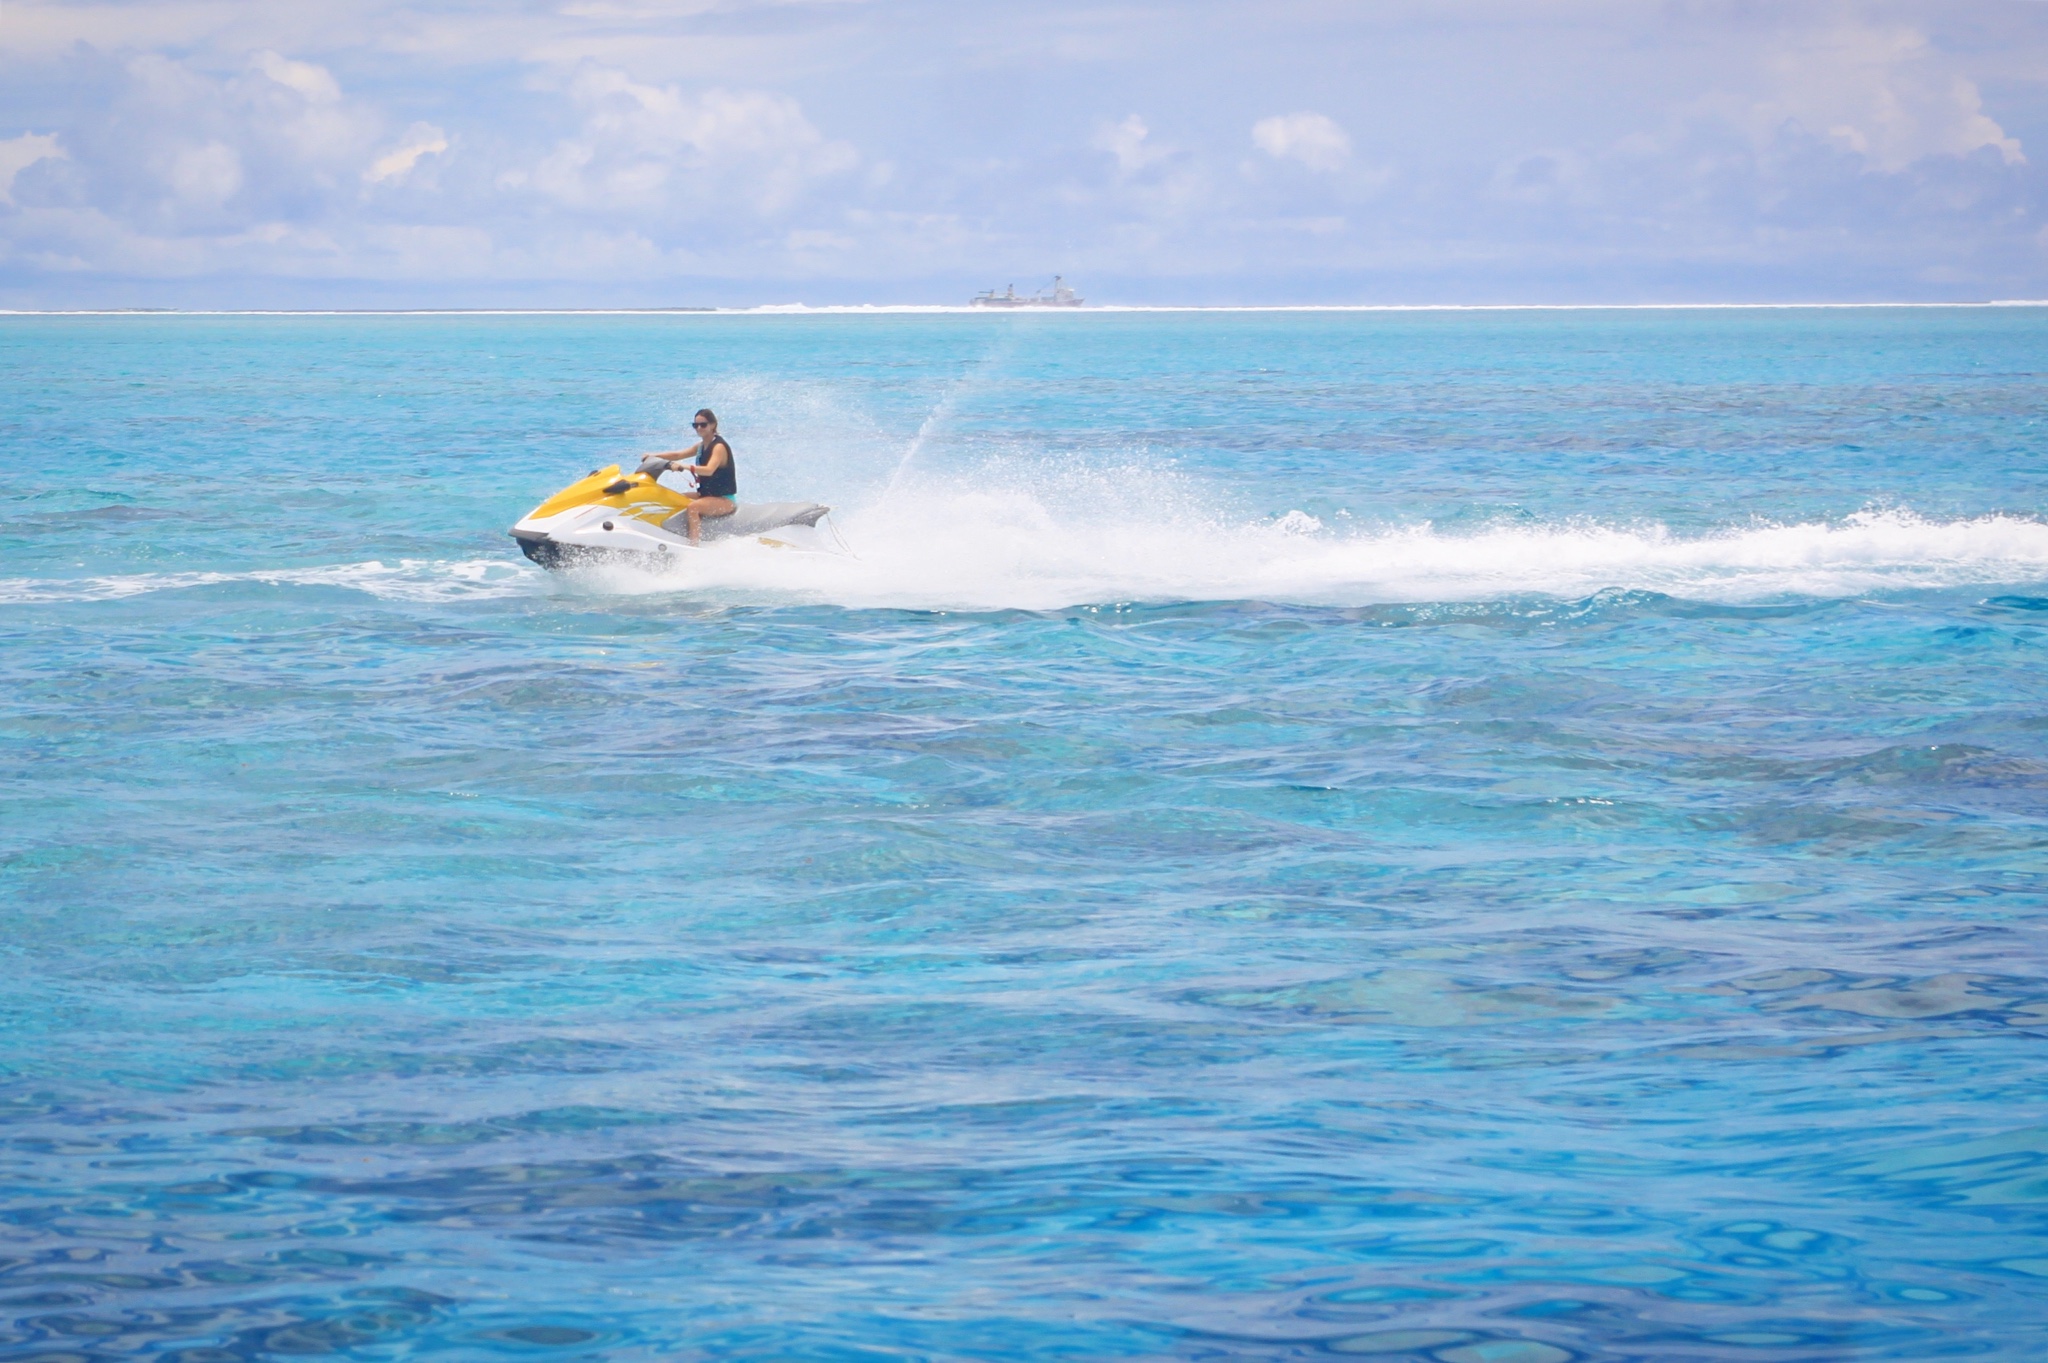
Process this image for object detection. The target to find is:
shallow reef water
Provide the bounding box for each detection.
[2,309,2046,1360]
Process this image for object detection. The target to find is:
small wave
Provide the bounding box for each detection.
[0,558,537,606]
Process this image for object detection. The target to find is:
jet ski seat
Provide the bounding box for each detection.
[662,501,832,541]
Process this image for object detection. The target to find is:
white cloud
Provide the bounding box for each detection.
[0,133,66,204]
[1252,112,1350,172]
[253,50,341,105]
[1094,114,1162,175]
[1746,18,2023,171]
[165,141,242,206]
[365,123,449,184]
[520,67,857,216]
[248,54,379,167]
[97,50,381,209]
[0,0,2044,302]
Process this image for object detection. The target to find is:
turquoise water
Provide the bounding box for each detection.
[4,309,2048,1361]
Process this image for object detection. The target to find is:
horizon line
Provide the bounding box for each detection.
[3,300,2046,317]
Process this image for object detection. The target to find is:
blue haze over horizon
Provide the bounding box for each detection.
[3,1,2048,309]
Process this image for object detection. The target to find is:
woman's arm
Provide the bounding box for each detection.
[694,442,729,476]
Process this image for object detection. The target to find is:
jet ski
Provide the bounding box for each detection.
[508,458,832,570]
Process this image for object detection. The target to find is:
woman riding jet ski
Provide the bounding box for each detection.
[507,410,831,570]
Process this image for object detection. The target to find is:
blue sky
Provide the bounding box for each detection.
[3,0,2047,306]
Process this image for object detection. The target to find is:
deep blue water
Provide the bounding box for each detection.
[3,308,2048,1362]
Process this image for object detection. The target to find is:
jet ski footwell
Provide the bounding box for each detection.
[509,465,832,570]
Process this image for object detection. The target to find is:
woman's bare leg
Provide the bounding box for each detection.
[685,497,737,545]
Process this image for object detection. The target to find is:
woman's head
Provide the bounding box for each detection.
[693,408,718,433]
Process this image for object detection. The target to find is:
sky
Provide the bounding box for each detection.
[3,0,2048,307]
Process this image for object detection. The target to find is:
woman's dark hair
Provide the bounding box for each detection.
[695,408,717,426]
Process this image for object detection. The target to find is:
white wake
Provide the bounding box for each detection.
[4,505,2044,612]
[573,501,2048,612]
[0,557,532,606]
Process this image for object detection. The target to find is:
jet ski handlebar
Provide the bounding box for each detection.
[634,450,708,476]
[597,457,697,495]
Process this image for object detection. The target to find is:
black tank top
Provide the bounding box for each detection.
[694,436,736,497]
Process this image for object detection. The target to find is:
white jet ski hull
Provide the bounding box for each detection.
[511,500,833,570]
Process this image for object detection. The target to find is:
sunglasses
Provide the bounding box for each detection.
[692,420,710,428]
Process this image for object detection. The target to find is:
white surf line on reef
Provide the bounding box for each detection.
[7,302,2048,317]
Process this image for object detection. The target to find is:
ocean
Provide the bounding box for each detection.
[3,307,2047,1361]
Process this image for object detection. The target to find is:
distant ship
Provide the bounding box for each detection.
[970,276,1084,308]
